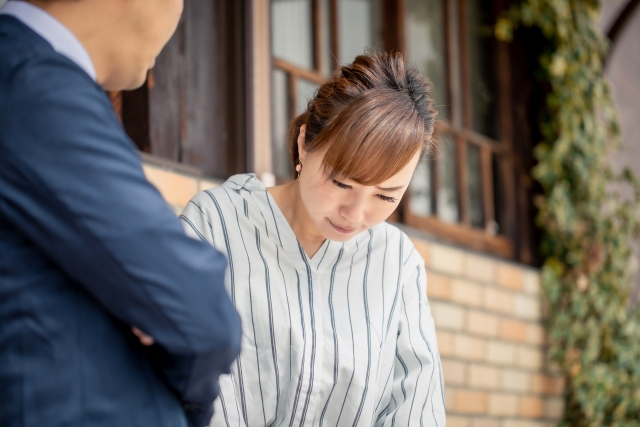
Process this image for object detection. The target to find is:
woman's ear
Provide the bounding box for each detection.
[297,124,307,164]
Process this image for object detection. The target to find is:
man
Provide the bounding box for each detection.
[0,1,241,426]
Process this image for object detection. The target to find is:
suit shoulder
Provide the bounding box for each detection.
[0,39,97,109]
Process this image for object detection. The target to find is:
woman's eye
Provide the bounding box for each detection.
[332,179,351,189]
[378,195,397,203]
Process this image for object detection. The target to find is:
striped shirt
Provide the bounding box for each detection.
[180,174,446,427]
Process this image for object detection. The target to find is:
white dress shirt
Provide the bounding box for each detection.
[0,0,96,80]
[181,174,446,427]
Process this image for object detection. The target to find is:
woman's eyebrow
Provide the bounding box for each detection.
[375,185,404,192]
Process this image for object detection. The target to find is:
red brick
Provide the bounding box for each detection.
[454,334,486,362]
[483,287,514,315]
[526,323,546,346]
[432,301,465,331]
[470,420,500,427]
[466,310,500,338]
[447,416,470,427]
[437,331,455,357]
[463,254,496,283]
[520,396,545,418]
[451,279,484,307]
[430,243,465,275]
[501,369,532,393]
[488,393,519,416]
[468,364,500,390]
[441,359,466,385]
[426,273,452,300]
[500,318,528,342]
[496,263,524,291]
[455,390,488,414]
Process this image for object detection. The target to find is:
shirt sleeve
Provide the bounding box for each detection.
[181,193,249,427]
[0,55,241,427]
[381,245,446,426]
[180,191,218,247]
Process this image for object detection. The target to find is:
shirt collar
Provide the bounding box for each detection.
[0,1,97,81]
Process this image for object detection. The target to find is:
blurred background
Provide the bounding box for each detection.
[5,0,638,425]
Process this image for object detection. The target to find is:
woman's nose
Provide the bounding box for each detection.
[340,203,365,224]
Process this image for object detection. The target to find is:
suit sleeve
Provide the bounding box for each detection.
[380,244,446,426]
[0,56,241,426]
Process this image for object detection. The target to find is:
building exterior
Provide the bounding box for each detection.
[8,0,638,425]
[118,1,640,426]
[128,2,564,425]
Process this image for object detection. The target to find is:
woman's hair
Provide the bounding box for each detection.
[289,51,437,185]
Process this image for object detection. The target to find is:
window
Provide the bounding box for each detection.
[270,0,383,178]
[269,0,520,260]
[113,0,249,179]
[404,0,515,258]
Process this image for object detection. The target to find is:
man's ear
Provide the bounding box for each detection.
[297,124,307,164]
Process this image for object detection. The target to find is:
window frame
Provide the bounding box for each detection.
[269,0,520,260]
[399,0,517,259]
[110,0,251,180]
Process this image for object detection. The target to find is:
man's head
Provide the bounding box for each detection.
[28,0,183,91]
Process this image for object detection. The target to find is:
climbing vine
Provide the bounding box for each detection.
[496,1,640,425]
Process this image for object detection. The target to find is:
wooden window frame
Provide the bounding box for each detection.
[271,0,523,260]
[110,0,252,179]
[397,0,517,259]
[271,0,333,117]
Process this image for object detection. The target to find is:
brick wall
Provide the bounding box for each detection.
[144,164,565,427]
[412,237,565,427]
[142,163,222,213]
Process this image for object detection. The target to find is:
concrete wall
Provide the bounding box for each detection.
[144,163,565,427]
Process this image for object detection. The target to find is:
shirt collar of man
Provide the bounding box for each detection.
[0,1,97,81]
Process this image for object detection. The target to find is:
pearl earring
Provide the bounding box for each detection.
[296,162,302,180]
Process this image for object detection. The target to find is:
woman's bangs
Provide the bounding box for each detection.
[319,93,426,186]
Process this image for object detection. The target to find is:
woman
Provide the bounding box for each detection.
[181,52,446,427]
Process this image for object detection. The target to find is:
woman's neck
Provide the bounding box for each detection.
[267,180,326,258]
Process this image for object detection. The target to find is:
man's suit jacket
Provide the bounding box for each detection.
[0,15,241,427]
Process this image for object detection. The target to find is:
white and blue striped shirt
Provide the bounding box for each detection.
[181,174,446,427]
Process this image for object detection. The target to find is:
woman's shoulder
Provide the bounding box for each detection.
[189,173,264,207]
[369,221,409,245]
[369,222,424,267]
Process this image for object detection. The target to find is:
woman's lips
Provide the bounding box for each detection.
[329,219,356,234]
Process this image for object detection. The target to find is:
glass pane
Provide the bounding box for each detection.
[467,144,485,228]
[409,160,432,217]
[437,135,459,223]
[338,0,383,65]
[272,0,314,69]
[467,0,498,138]
[406,0,449,119]
[272,69,292,177]
[297,78,320,116]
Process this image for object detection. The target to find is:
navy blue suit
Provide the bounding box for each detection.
[0,15,241,427]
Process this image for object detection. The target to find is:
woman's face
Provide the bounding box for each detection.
[297,126,421,242]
